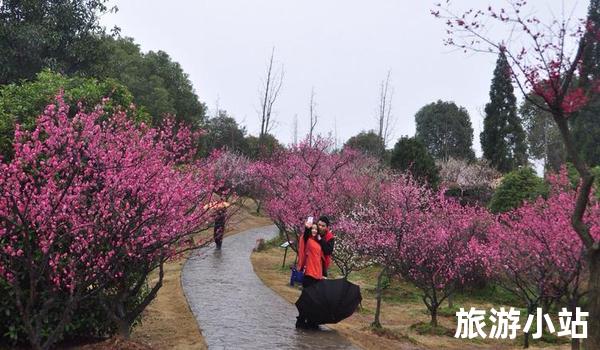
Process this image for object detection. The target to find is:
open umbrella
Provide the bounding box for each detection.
[295,278,362,325]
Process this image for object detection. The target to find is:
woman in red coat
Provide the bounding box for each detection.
[295,220,324,328]
[296,221,324,288]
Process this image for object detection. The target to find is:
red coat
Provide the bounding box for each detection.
[297,234,324,280]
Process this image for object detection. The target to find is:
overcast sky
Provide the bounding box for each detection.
[100,1,587,155]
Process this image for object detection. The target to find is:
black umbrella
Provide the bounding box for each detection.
[295,278,362,325]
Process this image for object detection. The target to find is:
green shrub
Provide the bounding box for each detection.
[0,70,150,160]
[489,167,548,213]
[0,276,149,346]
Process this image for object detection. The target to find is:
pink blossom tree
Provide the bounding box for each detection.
[434,2,600,346]
[199,149,256,231]
[256,137,376,247]
[0,97,216,349]
[336,174,432,328]
[490,168,597,348]
[395,194,492,327]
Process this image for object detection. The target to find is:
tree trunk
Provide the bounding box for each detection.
[255,199,262,214]
[447,293,453,309]
[585,250,600,350]
[371,267,386,329]
[431,307,438,327]
[343,264,351,280]
[567,295,580,350]
[552,115,597,349]
[116,318,131,339]
[523,330,530,349]
[540,298,552,334]
[571,338,579,350]
[523,303,535,349]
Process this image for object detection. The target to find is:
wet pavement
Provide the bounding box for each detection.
[182,225,359,350]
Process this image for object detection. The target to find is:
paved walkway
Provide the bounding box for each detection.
[182,225,358,350]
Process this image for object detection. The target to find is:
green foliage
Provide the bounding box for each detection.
[414,100,475,161]
[564,163,600,199]
[199,110,248,156]
[482,51,528,173]
[390,136,439,187]
[573,0,600,167]
[0,280,20,345]
[0,70,148,160]
[0,0,111,84]
[90,37,206,128]
[453,283,521,306]
[244,133,283,160]
[570,98,600,167]
[343,130,385,159]
[519,94,566,172]
[0,277,149,346]
[489,167,548,213]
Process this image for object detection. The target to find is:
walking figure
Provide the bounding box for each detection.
[214,206,226,249]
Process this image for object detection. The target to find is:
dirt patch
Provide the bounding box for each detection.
[72,336,154,350]
[250,246,572,350]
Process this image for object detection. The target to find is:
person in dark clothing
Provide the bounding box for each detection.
[213,204,228,249]
[316,216,335,277]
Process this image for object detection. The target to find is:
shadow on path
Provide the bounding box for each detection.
[182,225,358,349]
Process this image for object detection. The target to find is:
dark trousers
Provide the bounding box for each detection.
[297,276,321,327]
[214,226,224,249]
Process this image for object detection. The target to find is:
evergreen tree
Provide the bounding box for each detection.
[414,100,475,160]
[481,51,528,172]
[343,130,385,159]
[390,136,439,187]
[91,37,207,128]
[244,134,282,160]
[200,110,248,156]
[519,94,566,172]
[0,0,111,84]
[571,0,600,166]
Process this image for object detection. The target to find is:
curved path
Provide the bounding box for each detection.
[182,225,358,350]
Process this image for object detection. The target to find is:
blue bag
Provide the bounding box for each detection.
[290,266,304,286]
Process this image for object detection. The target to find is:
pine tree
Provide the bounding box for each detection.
[481,50,528,173]
[571,0,600,166]
[415,100,475,161]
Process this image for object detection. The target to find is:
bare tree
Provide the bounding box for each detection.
[308,87,318,146]
[334,116,339,151]
[292,114,298,146]
[214,96,220,119]
[258,47,284,139]
[377,70,395,147]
